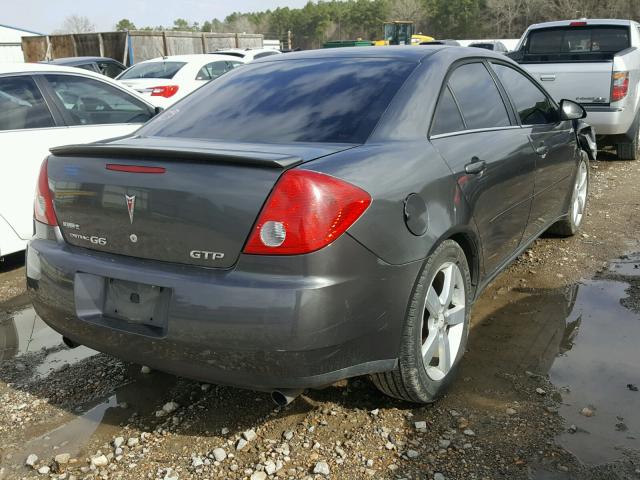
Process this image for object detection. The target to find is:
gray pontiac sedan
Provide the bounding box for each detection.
[27,47,592,404]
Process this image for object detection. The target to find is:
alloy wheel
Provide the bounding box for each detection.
[572,160,588,227]
[421,262,466,381]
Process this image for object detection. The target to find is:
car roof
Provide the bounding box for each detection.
[528,18,635,30]
[46,56,120,65]
[0,62,115,76]
[139,54,243,64]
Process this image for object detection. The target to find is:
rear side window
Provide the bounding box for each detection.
[431,86,464,135]
[448,63,511,130]
[196,61,233,80]
[492,64,558,125]
[0,75,54,131]
[140,58,416,144]
[118,61,186,80]
[44,74,152,125]
[254,51,279,59]
[527,26,630,55]
[98,61,126,78]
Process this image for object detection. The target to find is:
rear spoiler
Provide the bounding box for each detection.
[50,143,303,169]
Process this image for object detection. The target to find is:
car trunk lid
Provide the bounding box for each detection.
[47,138,356,269]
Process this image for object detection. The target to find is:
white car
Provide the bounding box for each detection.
[0,63,157,259]
[116,54,245,108]
[210,48,282,62]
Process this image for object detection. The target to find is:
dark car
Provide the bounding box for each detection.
[44,57,126,78]
[420,39,461,46]
[468,40,509,53]
[27,46,590,404]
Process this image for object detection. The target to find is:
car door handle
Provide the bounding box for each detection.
[465,158,486,174]
[535,145,550,156]
[540,74,556,81]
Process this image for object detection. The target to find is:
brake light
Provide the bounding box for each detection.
[611,71,629,102]
[34,158,57,226]
[569,21,587,27]
[106,164,166,174]
[244,170,371,255]
[150,85,179,98]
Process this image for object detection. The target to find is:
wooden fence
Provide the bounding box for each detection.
[21,31,264,65]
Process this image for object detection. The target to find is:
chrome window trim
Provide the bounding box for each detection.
[429,125,521,140]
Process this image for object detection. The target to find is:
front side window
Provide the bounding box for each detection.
[118,61,186,80]
[431,86,465,136]
[492,64,558,125]
[140,58,416,144]
[44,74,152,126]
[0,75,54,131]
[447,63,511,130]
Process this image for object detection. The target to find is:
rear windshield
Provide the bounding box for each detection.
[525,26,630,59]
[118,61,186,80]
[139,58,416,144]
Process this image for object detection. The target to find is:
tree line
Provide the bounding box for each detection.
[65,0,640,50]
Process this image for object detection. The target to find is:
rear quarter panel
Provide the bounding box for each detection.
[304,142,479,267]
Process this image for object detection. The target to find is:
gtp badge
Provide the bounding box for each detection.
[125,195,136,224]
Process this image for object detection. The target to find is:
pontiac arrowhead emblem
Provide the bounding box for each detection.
[125,195,136,224]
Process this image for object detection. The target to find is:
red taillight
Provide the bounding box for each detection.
[34,158,57,226]
[244,170,371,255]
[611,71,629,102]
[569,21,587,27]
[150,85,179,98]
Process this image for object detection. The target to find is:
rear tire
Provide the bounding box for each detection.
[617,113,640,160]
[548,151,589,237]
[371,240,472,403]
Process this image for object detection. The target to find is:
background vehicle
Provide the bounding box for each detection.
[509,19,640,159]
[116,54,245,108]
[0,63,156,258]
[208,48,282,62]
[372,21,434,46]
[468,40,508,52]
[43,57,126,78]
[28,47,590,404]
[420,39,461,46]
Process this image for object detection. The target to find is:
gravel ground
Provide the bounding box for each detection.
[0,152,639,480]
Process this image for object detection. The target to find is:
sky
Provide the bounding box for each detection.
[3,0,310,34]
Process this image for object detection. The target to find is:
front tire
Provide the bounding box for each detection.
[371,240,472,403]
[548,151,589,236]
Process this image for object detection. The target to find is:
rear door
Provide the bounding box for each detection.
[490,62,577,239]
[430,61,535,275]
[0,74,58,242]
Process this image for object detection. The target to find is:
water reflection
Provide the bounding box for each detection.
[0,306,96,376]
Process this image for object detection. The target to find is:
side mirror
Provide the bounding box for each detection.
[153,106,164,116]
[559,99,587,121]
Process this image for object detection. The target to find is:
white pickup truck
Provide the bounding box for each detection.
[510,19,640,159]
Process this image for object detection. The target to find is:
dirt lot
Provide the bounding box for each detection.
[0,153,639,480]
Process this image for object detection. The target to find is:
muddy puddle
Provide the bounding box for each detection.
[0,305,96,376]
[1,255,639,474]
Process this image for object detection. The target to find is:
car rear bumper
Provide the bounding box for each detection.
[27,231,421,391]
[583,105,635,136]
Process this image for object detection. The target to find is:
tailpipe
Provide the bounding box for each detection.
[271,388,303,407]
[62,336,79,348]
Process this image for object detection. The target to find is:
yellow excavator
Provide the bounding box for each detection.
[373,21,434,46]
